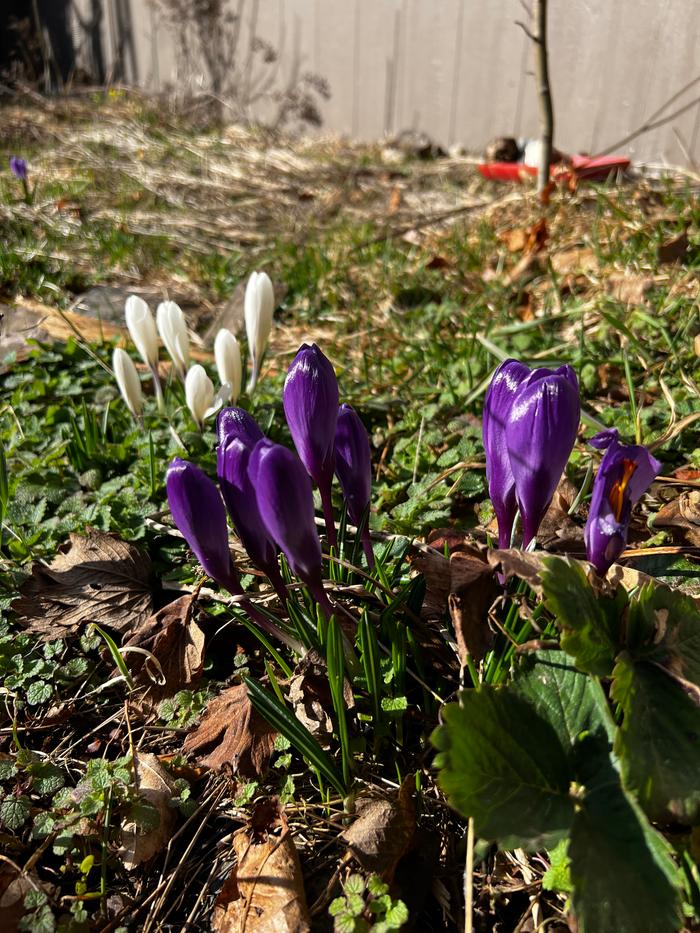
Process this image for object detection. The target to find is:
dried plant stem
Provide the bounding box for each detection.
[532,0,554,193]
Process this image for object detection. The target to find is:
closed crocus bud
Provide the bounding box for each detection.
[335,404,374,566]
[483,359,531,548]
[125,295,163,410]
[185,364,219,431]
[505,365,580,548]
[218,437,287,599]
[156,300,190,380]
[113,348,142,418]
[248,440,333,616]
[584,429,661,576]
[214,328,242,403]
[283,343,340,547]
[244,271,274,391]
[10,156,27,181]
[166,458,239,593]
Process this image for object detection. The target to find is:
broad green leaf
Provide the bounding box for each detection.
[432,687,574,849]
[514,650,614,758]
[629,554,700,598]
[570,736,681,933]
[612,657,700,824]
[540,557,625,676]
[628,584,700,686]
[0,794,31,831]
[542,838,572,893]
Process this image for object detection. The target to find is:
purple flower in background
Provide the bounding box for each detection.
[10,157,27,181]
[166,458,240,594]
[283,344,340,547]
[218,437,288,600]
[248,440,333,616]
[335,404,374,566]
[584,429,661,575]
[505,365,580,547]
[216,407,264,475]
[482,359,530,548]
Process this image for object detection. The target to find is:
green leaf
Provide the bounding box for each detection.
[629,584,700,685]
[540,557,625,676]
[612,657,700,824]
[30,762,65,796]
[432,686,574,849]
[0,794,31,830]
[569,736,681,933]
[514,650,614,757]
[542,838,572,893]
[26,680,53,706]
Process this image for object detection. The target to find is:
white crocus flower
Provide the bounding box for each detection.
[244,271,274,391]
[185,364,223,430]
[113,348,142,418]
[125,295,163,410]
[214,328,242,403]
[156,300,190,381]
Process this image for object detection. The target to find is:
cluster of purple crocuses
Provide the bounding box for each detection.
[483,358,661,575]
[166,343,373,643]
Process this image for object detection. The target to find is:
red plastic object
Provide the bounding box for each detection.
[478,154,630,184]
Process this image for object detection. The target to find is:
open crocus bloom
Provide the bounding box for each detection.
[484,360,580,548]
[584,429,661,575]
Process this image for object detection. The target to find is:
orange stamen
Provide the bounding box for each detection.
[608,459,637,521]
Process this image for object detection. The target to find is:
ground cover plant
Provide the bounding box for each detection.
[1,92,700,931]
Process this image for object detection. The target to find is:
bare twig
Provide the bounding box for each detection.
[531,0,554,193]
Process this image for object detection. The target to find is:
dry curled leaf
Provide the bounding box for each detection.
[448,547,498,666]
[182,682,277,778]
[11,530,153,639]
[287,649,353,748]
[213,798,310,933]
[657,228,689,264]
[119,753,177,870]
[342,774,416,879]
[653,491,700,547]
[122,594,206,707]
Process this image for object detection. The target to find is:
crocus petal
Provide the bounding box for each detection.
[214,329,242,403]
[335,404,372,525]
[166,458,239,592]
[219,438,283,584]
[185,364,215,428]
[283,344,339,486]
[244,271,274,390]
[584,437,661,575]
[10,156,27,181]
[125,295,159,368]
[589,428,619,451]
[482,359,531,547]
[217,406,264,450]
[506,367,580,547]
[156,301,190,377]
[112,348,142,417]
[248,440,330,611]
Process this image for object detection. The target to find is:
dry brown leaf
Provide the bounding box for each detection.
[182,682,277,778]
[653,492,700,547]
[287,649,353,748]
[122,594,205,706]
[11,530,153,639]
[448,548,498,666]
[119,753,177,870]
[657,228,689,264]
[212,799,310,933]
[342,774,415,878]
[549,246,599,276]
[607,273,658,305]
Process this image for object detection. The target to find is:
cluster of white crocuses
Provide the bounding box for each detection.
[112,271,275,429]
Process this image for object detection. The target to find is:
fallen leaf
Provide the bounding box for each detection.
[672,467,700,482]
[119,753,177,870]
[448,548,498,666]
[0,865,50,933]
[213,798,310,933]
[122,594,205,706]
[550,247,599,276]
[425,254,451,270]
[12,530,153,639]
[342,774,415,878]
[607,273,658,305]
[657,228,689,264]
[388,185,402,215]
[182,682,277,778]
[653,492,700,547]
[287,649,353,749]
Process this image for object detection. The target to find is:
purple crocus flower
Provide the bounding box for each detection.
[482,359,531,548]
[335,404,374,566]
[166,458,241,593]
[218,437,288,600]
[10,157,27,181]
[248,440,333,617]
[167,456,298,648]
[505,365,580,547]
[584,429,661,575]
[283,344,340,548]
